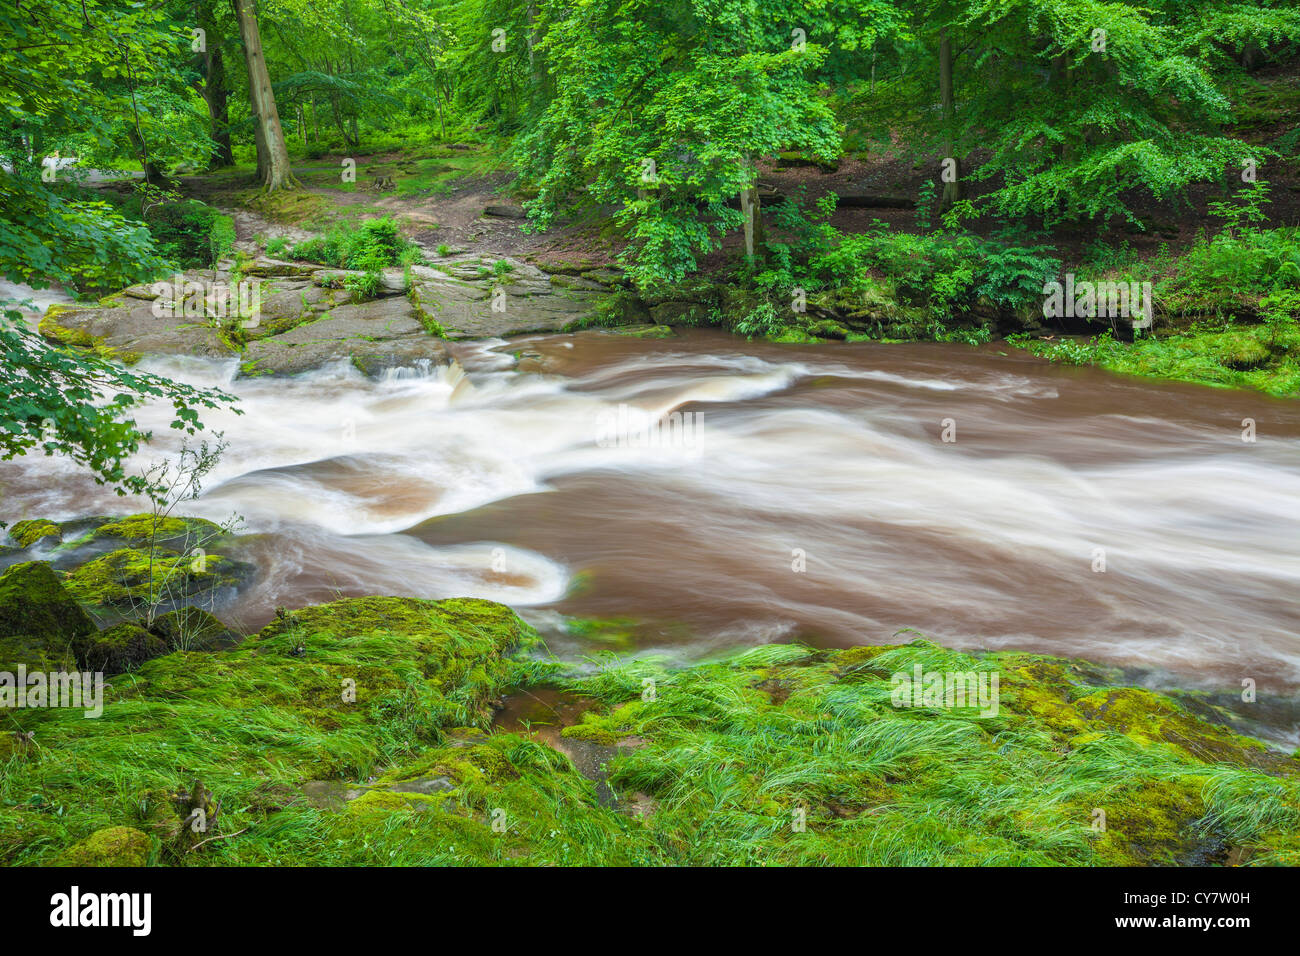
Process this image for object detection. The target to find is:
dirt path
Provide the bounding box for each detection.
[187,159,620,267]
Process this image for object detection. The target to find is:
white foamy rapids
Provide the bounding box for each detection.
[224,531,569,631]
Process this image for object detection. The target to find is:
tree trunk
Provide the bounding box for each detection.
[938,28,959,209]
[233,0,296,190]
[526,3,553,104]
[199,6,234,169]
[741,158,765,260]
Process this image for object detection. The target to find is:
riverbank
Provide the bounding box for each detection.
[118,160,1300,396]
[29,204,1300,400]
[2,579,1297,867]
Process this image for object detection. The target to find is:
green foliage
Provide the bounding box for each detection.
[1024,320,1300,397]
[0,307,239,500]
[343,269,382,301]
[0,0,204,171]
[825,226,1059,314]
[106,194,236,271]
[1151,186,1300,312]
[949,0,1255,224]
[291,217,417,271]
[0,175,170,294]
[758,193,1060,320]
[1165,226,1300,305]
[5,600,1297,867]
[733,302,785,338]
[519,0,845,287]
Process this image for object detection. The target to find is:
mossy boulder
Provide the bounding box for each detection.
[1216,332,1272,370]
[579,268,628,288]
[255,596,531,725]
[611,324,675,339]
[58,826,152,867]
[808,319,849,340]
[7,519,62,549]
[2,594,1297,868]
[90,514,224,549]
[0,561,96,669]
[1073,686,1279,770]
[64,546,254,612]
[71,622,168,675]
[70,607,237,675]
[0,595,559,865]
[149,606,236,650]
[0,633,75,672]
[775,151,839,173]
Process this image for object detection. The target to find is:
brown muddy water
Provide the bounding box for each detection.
[3,329,1298,737]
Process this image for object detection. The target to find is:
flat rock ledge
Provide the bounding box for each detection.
[40,253,613,378]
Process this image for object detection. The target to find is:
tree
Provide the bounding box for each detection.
[233,0,298,190]
[520,0,845,288]
[942,0,1286,225]
[0,0,207,288]
[195,0,235,168]
[937,25,958,209]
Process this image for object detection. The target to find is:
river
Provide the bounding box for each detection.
[3,329,1298,738]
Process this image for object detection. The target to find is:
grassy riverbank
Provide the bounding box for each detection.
[1014,322,1300,397]
[3,569,1297,867]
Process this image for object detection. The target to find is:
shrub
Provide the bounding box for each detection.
[291,217,420,271]
[733,302,784,338]
[757,194,1059,322]
[109,195,233,271]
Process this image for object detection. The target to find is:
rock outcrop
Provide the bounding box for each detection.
[40,252,609,378]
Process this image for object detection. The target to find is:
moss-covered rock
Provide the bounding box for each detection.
[64,546,253,612]
[7,519,62,549]
[39,306,143,364]
[71,622,168,675]
[149,606,236,650]
[0,595,561,866]
[58,826,152,867]
[610,324,675,339]
[775,150,839,173]
[90,514,224,548]
[2,595,1296,868]
[808,318,849,340]
[0,561,96,669]
[543,639,1300,866]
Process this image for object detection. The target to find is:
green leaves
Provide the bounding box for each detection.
[0,173,171,293]
[0,310,239,500]
[952,0,1264,224]
[519,0,847,287]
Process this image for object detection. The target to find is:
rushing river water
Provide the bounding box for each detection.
[4,330,1299,736]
